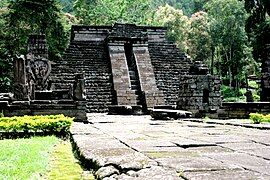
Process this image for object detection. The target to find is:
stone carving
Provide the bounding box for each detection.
[13,55,29,100]
[26,54,51,91]
[73,73,85,100]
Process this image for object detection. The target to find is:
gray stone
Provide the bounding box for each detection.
[70,114,270,179]
[204,152,270,175]
[156,157,241,172]
[126,170,138,177]
[240,147,270,160]
[183,170,270,180]
[219,142,269,151]
[135,166,181,180]
[95,165,119,179]
[103,174,119,180]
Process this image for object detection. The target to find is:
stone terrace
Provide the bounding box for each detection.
[71,114,270,179]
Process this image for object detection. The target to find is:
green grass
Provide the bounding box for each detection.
[0,136,59,179]
[47,141,94,180]
[0,136,95,179]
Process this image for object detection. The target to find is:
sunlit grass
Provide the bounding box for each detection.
[47,140,95,180]
[0,136,95,179]
[0,136,59,179]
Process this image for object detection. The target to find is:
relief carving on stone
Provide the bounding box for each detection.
[26,54,51,92]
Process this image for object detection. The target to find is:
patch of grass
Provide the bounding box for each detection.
[47,140,95,180]
[0,136,59,179]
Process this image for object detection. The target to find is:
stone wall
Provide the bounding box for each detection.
[51,35,114,112]
[219,102,270,119]
[149,43,192,105]
[177,75,222,113]
[0,100,87,121]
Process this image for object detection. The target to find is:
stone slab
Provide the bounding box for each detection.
[219,142,269,151]
[71,114,270,179]
[183,170,270,180]
[156,157,241,172]
[204,152,270,175]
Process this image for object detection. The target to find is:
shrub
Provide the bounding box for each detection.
[221,85,246,102]
[249,113,270,124]
[0,115,74,135]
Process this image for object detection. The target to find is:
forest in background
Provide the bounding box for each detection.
[0,0,269,102]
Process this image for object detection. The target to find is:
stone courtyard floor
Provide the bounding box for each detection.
[71,114,270,179]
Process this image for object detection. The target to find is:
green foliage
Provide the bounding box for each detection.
[205,0,254,89]
[221,85,246,102]
[0,114,74,134]
[74,0,153,25]
[154,4,190,52]
[0,4,12,92]
[248,80,260,102]
[188,11,211,63]
[249,113,270,124]
[59,0,73,13]
[0,136,59,179]
[6,0,69,60]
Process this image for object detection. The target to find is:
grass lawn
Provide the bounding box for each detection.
[0,136,94,179]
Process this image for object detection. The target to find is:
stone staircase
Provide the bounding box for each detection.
[51,41,114,112]
[149,42,192,105]
[125,45,145,106]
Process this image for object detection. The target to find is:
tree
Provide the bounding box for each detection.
[6,0,69,60]
[74,0,153,25]
[59,0,74,13]
[205,0,254,89]
[0,2,12,92]
[244,0,270,62]
[154,4,190,52]
[188,11,211,64]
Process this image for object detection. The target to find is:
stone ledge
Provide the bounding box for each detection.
[70,122,180,179]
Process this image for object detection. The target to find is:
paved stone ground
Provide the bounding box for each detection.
[71,114,270,179]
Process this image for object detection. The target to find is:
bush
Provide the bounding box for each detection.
[0,114,74,135]
[221,85,246,102]
[249,113,270,124]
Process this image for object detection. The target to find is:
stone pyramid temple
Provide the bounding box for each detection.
[51,23,205,113]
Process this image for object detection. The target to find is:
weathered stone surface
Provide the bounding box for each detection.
[204,152,270,175]
[190,134,250,144]
[135,166,180,180]
[13,55,29,100]
[71,114,270,179]
[177,74,221,113]
[156,157,241,172]
[95,165,119,179]
[183,170,270,180]
[219,142,269,151]
[239,147,270,160]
